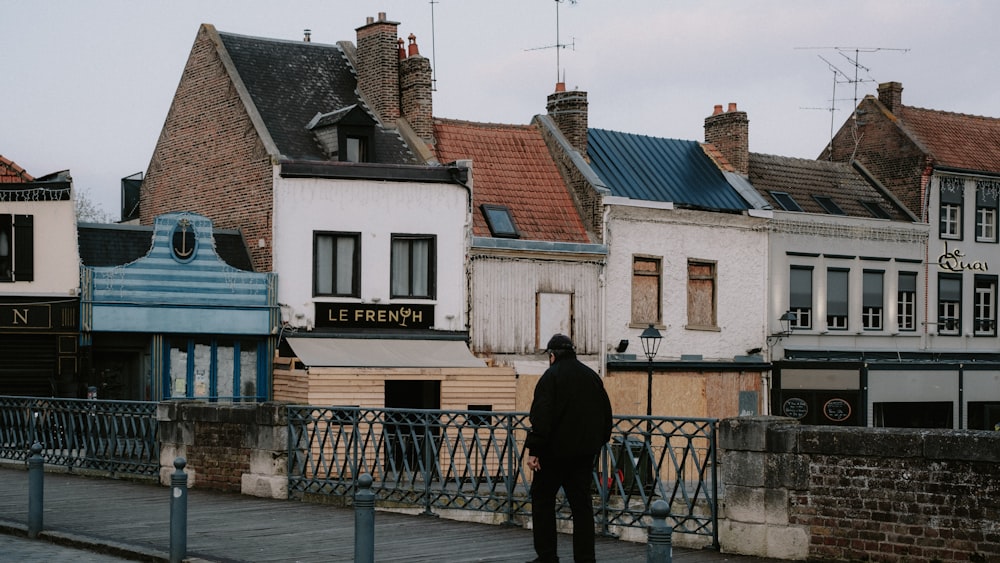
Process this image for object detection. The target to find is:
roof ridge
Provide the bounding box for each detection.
[434,117,534,130]
[903,104,1000,122]
[589,127,694,144]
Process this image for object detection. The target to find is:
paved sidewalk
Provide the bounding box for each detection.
[0,467,792,562]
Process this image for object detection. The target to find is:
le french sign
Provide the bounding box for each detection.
[315,302,434,330]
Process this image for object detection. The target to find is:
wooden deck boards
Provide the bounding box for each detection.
[0,466,790,562]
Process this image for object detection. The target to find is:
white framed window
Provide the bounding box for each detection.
[937,274,962,335]
[897,272,917,332]
[789,266,813,329]
[314,232,360,297]
[976,180,999,243]
[827,269,849,330]
[974,275,997,336]
[862,270,884,331]
[939,177,964,240]
[391,234,435,299]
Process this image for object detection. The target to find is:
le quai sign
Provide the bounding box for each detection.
[315,302,434,330]
[938,242,988,272]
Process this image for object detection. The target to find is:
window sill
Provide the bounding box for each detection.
[685,325,720,332]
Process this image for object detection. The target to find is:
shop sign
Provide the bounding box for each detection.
[938,242,988,272]
[823,398,852,422]
[315,302,434,330]
[0,304,51,329]
[782,397,808,419]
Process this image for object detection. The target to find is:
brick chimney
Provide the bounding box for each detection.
[547,83,588,156]
[704,102,749,175]
[355,12,400,122]
[877,81,903,114]
[399,33,434,146]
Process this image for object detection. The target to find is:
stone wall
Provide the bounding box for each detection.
[157,402,287,499]
[718,416,1000,562]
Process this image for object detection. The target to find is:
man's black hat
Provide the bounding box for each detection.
[545,334,574,351]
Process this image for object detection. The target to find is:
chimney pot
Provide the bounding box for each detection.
[366,16,374,25]
[554,82,566,92]
[378,11,386,21]
[728,102,738,112]
[408,33,419,56]
[398,38,406,60]
[713,104,723,115]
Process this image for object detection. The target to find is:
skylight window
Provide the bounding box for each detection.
[481,204,519,238]
[860,200,892,219]
[813,195,846,215]
[770,191,803,212]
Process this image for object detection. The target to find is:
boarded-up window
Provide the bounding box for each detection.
[632,256,661,325]
[687,260,717,328]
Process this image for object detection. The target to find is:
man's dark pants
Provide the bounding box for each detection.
[530,454,597,563]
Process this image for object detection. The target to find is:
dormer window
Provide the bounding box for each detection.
[770,191,803,212]
[813,195,846,215]
[860,200,892,219]
[481,204,519,238]
[306,105,376,163]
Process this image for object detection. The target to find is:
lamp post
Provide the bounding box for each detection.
[639,324,663,436]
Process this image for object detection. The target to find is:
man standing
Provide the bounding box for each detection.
[525,334,613,563]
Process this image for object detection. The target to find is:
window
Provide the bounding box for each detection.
[481,204,519,238]
[827,269,849,330]
[770,191,804,212]
[391,235,435,299]
[860,200,892,219]
[862,270,884,331]
[897,272,917,332]
[813,195,846,215]
[344,136,367,163]
[631,256,662,326]
[976,180,999,242]
[314,232,360,297]
[937,274,962,335]
[166,338,260,401]
[974,275,997,336]
[0,214,33,282]
[789,266,813,329]
[939,177,964,239]
[687,260,717,328]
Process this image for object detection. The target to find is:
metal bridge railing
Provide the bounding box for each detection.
[0,396,159,478]
[287,406,718,546]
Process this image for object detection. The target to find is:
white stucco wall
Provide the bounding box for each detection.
[4,197,79,296]
[272,175,469,331]
[603,203,768,361]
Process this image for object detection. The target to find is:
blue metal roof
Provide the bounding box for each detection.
[587,128,751,210]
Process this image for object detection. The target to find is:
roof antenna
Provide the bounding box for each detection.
[429,0,439,91]
[526,0,578,84]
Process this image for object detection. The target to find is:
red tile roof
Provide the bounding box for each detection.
[433,118,590,243]
[899,106,1000,173]
[0,155,34,183]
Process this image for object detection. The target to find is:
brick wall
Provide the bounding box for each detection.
[704,103,749,175]
[140,25,274,272]
[399,37,433,146]
[719,417,1000,562]
[157,402,288,498]
[546,87,588,157]
[355,14,400,123]
[535,115,604,243]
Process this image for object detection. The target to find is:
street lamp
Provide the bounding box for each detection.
[639,324,663,432]
[766,310,798,347]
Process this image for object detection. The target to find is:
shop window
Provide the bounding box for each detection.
[631,256,662,326]
[686,260,717,329]
[939,177,964,240]
[975,180,999,243]
[826,268,849,330]
[974,275,997,336]
[789,266,812,329]
[0,214,33,282]
[862,270,884,331]
[314,232,360,297]
[873,402,953,429]
[165,338,260,401]
[897,272,917,331]
[391,234,435,299]
[937,274,962,335]
[967,402,1000,431]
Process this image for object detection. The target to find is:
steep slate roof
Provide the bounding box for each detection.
[216,31,417,164]
[78,223,255,271]
[433,118,591,243]
[749,153,913,221]
[586,128,751,211]
[896,105,1000,173]
[0,155,34,183]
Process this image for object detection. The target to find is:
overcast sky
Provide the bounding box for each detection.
[4,0,998,218]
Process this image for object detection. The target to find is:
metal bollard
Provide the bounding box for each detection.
[646,499,672,563]
[354,473,375,563]
[169,457,188,563]
[28,442,43,539]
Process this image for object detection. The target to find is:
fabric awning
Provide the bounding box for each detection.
[285,337,486,368]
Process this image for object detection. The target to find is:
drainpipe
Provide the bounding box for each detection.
[599,204,611,377]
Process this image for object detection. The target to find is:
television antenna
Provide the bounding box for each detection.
[428,0,439,91]
[525,0,578,84]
